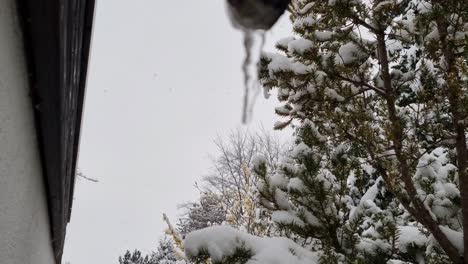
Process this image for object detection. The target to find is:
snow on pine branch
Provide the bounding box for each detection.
[184,225,319,264]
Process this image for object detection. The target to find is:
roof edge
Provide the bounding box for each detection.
[16,0,95,262]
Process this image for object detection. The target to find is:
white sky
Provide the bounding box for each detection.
[63,1,292,263]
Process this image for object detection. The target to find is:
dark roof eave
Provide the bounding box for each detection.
[16,0,95,263]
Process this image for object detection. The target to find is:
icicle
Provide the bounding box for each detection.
[241,30,253,124]
[241,30,266,124]
[225,0,290,123]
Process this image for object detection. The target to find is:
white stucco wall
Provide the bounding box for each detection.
[0,1,56,264]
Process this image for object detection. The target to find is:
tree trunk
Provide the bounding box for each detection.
[376,31,462,263]
[435,11,468,263]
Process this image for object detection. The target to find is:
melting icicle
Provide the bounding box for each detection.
[241,30,266,124]
[241,31,256,123]
[241,30,253,124]
[225,0,290,123]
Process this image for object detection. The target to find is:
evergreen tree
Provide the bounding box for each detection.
[118,238,180,264]
[118,249,152,264]
[185,0,468,263]
[151,237,179,264]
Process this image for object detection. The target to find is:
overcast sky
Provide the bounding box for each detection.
[62,1,292,263]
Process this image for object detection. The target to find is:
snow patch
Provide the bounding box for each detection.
[184,226,319,264]
[398,226,427,253]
